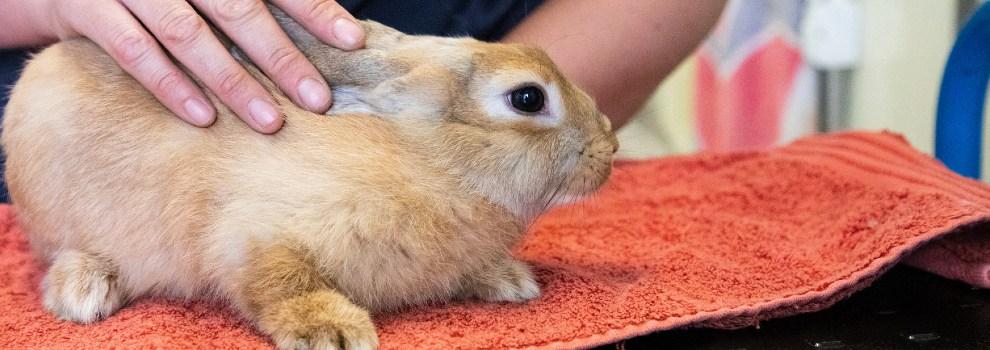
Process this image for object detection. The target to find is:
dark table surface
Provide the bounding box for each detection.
[597,266,990,350]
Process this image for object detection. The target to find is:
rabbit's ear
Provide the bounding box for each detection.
[267,4,404,50]
[267,4,320,46]
[330,63,455,117]
[371,64,454,116]
[267,4,405,89]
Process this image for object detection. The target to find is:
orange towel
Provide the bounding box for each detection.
[2,131,988,349]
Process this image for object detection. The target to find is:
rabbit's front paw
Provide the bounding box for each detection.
[261,290,379,350]
[460,258,540,303]
[41,250,127,323]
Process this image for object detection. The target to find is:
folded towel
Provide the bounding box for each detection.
[1,131,988,349]
[905,231,990,289]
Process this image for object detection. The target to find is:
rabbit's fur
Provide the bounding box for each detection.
[2,8,617,350]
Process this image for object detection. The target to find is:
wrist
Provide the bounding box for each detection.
[0,0,62,49]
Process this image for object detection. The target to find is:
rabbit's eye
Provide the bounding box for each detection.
[509,86,545,114]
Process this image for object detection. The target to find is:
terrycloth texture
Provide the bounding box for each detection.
[2,131,989,349]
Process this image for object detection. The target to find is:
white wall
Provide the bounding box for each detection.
[615,58,697,159]
[848,0,957,154]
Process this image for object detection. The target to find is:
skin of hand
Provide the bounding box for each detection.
[503,0,727,129]
[0,0,366,134]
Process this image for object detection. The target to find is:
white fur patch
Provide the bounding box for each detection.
[42,251,125,324]
[327,87,378,115]
[474,261,541,303]
[491,273,540,302]
[549,194,587,208]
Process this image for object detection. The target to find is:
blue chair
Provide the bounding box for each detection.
[935,2,990,179]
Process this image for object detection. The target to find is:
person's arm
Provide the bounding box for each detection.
[503,0,726,129]
[0,0,363,134]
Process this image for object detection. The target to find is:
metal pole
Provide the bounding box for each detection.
[817,69,852,132]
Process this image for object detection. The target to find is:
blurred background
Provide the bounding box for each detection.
[617,0,987,179]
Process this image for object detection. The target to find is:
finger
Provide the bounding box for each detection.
[58,0,216,127]
[270,0,366,50]
[122,0,284,133]
[190,0,332,114]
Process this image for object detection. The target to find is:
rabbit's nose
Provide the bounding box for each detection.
[612,143,619,154]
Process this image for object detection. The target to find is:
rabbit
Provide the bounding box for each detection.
[1,5,618,350]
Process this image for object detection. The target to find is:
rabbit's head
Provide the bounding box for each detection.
[279,12,618,222]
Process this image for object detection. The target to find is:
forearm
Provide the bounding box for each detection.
[503,0,726,129]
[0,0,59,48]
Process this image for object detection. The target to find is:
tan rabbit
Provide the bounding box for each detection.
[1,6,617,350]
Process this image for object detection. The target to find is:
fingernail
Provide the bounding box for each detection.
[184,98,214,126]
[248,98,279,129]
[333,17,365,49]
[297,77,330,111]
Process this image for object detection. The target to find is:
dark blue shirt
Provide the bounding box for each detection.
[340,0,544,41]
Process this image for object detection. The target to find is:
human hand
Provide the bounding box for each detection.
[39,0,365,133]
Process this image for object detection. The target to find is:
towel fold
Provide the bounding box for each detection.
[906,231,990,289]
[1,131,988,349]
